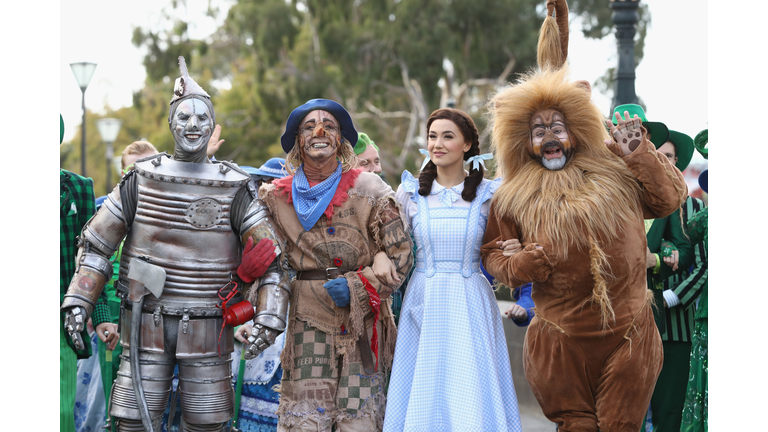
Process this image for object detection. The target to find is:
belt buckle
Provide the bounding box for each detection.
[326,267,339,280]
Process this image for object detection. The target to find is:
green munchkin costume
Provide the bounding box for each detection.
[639,122,704,432]
[60,115,109,432]
[680,129,708,432]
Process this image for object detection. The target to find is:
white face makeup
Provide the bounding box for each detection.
[172,98,213,154]
[528,109,573,171]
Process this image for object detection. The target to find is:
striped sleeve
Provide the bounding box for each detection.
[672,197,707,309]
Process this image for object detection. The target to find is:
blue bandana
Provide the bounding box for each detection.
[292,162,343,231]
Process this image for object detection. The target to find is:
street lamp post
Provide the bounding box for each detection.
[96,118,123,194]
[70,62,97,177]
[609,0,640,113]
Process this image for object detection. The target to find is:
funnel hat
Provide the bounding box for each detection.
[167,56,215,125]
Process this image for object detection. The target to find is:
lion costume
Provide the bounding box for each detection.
[480,1,688,431]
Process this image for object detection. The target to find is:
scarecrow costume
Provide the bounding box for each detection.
[480,1,688,431]
[254,99,413,431]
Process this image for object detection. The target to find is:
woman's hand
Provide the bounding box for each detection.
[497,239,523,257]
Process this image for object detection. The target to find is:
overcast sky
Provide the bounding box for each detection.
[60,0,707,166]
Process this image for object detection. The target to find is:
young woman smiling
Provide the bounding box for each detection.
[383,108,523,432]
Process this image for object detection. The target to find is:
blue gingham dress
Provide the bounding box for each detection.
[384,172,522,432]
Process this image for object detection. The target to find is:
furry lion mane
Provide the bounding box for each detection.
[486,66,646,329]
[486,66,644,252]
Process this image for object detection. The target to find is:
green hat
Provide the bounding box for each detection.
[612,104,670,147]
[665,130,694,172]
[354,132,379,155]
[694,128,708,160]
[60,114,65,144]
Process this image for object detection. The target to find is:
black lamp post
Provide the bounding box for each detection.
[609,0,640,113]
[96,118,123,195]
[70,62,97,177]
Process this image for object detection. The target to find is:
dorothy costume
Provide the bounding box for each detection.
[383,171,522,432]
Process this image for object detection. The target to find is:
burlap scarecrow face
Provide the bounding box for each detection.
[298,109,342,163]
[528,109,574,170]
[171,98,213,154]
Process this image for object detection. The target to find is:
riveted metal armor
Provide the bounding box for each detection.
[61,57,291,432]
[113,157,250,315]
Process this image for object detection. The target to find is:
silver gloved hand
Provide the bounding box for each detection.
[64,306,86,351]
[244,323,280,360]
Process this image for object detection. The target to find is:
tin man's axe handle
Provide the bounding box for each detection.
[129,280,155,432]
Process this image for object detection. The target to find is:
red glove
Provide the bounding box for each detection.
[237,237,277,283]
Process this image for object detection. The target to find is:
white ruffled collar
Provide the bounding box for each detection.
[430,179,465,207]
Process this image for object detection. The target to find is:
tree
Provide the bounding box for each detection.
[114,0,652,184]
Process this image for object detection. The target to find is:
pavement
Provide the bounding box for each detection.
[498,300,558,432]
[520,410,556,432]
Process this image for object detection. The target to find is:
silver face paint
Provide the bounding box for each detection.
[171,98,213,154]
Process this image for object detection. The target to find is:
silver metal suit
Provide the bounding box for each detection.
[239,194,292,360]
[60,57,291,432]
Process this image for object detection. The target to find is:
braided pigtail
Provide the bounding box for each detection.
[418,160,438,197]
[461,120,483,203]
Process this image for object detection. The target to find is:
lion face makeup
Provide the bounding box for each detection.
[528,109,574,171]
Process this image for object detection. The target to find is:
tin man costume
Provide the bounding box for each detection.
[60,57,290,432]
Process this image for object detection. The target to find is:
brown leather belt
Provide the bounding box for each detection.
[295,267,347,280]
[295,266,376,374]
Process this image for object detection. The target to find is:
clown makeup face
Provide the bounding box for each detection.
[298,110,341,163]
[356,145,382,174]
[529,109,573,171]
[172,98,213,154]
[428,119,471,169]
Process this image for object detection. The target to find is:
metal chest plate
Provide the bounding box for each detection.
[186,198,223,228]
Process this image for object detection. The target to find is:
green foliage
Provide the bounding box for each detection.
[67,0,651,188]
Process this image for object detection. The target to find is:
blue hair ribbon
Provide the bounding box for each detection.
[465,153,493,171]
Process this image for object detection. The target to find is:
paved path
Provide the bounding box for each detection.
[498,300,558,432]
[520,409,556,432]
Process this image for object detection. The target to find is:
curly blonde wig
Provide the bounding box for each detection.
[284,135,358,175]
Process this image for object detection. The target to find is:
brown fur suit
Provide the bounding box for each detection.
[479,32,688,432]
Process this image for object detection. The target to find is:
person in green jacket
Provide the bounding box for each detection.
[680,130,708,432]
[645,126,705,432]
[60,114,111,432]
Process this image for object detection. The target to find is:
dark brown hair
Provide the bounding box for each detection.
[418,108,484,202]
